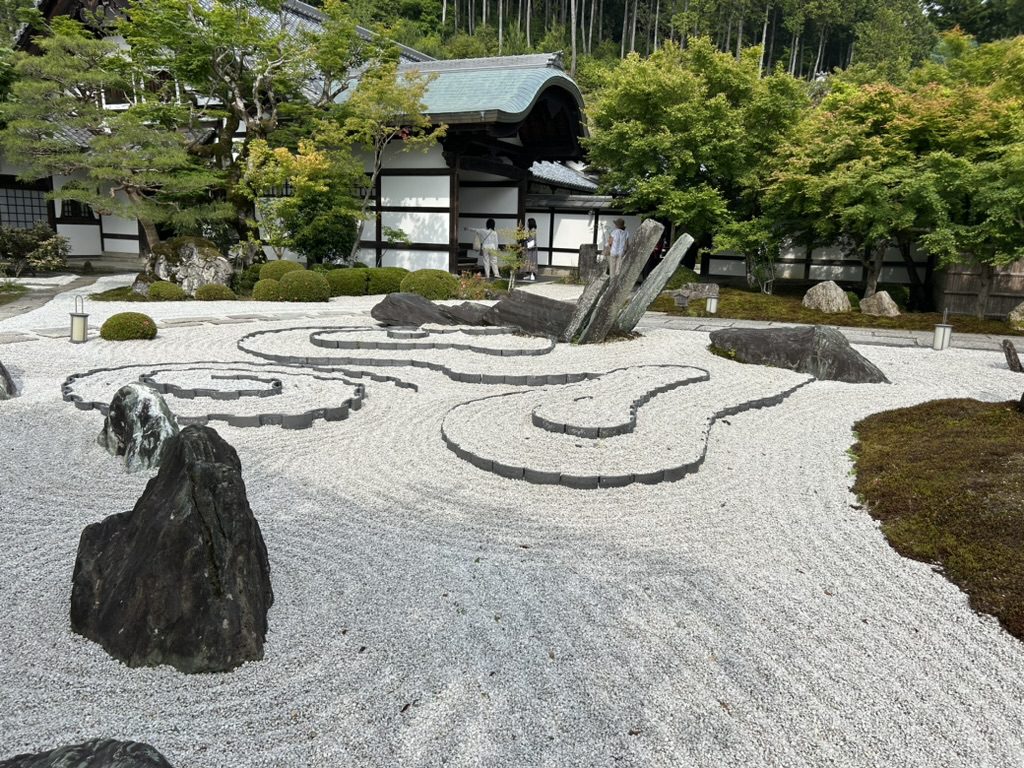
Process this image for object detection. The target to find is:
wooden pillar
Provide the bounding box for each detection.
[449,155,460,273]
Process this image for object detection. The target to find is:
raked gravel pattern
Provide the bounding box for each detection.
[2,300,1024,767]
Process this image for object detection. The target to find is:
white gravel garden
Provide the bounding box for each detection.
[2,281,1024,767]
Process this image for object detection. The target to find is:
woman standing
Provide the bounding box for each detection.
[522,218,539,281]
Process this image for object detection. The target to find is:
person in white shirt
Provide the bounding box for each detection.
[605,217,629,278]
[464,219,501,280]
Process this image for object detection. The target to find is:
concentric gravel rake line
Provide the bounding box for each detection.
[441,378,815,488]
[309,328,556,357]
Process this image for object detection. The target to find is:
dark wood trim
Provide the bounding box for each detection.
[460,180,520,189]
[359,240,451,252]
[377,205,450,214]
[457,156,528,180]
[459,212,518,220]
[547,208,555,267]
[517,177,527,231]
[374,173,382,267]
[379,168,451,177]
[102,232,141,242]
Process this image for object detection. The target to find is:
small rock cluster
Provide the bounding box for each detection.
[802,281,901,317]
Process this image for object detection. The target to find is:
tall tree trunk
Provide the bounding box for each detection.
[681,0,689,47]
[653,0,660,51]
[570,0,577,73]
[630,0,639,52]
[847,39,855,67]
[442,0,447,25]
[863,242,885,298]
[526,0,532,46]
[758,0,770,74]
[767,6,776,69]
[812,28,826,78]
[588,0,596,53]
[735,13,743,58]
[621,0,628,57]
[499,0,504,53]
[976,262,995,320]
[788,31,798,75]
[724,8,733,51]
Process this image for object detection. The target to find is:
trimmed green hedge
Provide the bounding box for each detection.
[279,269,330,302]
[366,266,409,295]
[100,312,157,341]
[195,284,237,301]
[399,269,459,300]
[252,278,282,301]
[326,268,368,297]
[234,263,264,294]
[260,260,304,282]
[148,281,186,301]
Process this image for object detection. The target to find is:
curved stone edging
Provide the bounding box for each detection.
[441,379,814,488]
[309,329,555,357]
[140,371,284,401]
[61,361,372,430]
[530,365,710,439]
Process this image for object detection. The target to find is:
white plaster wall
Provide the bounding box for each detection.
[101,215,138,237]
[773,262,803,280]
[103,237,141,255]
[809,264,862,282]
[708,257,746,277]
[381,210,449,246]
[385,249,448,271]
[459,186,518,215]
[380,176,449,207]
[380,143,447,170]
[356,248,376,266]
[56,224,102,256]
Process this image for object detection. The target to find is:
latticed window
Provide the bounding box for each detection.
[0,187,49,229]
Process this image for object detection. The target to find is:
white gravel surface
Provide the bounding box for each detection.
[2,289,1024,768]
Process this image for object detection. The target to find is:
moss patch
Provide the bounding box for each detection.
[90,286,149,302]
[650,286,1024,336]
[0,282,27,306]
[852,399,1024,639]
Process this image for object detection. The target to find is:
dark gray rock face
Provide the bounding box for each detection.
[442,301,491,326]
[71,425,273,673]
[482,289,575,338]
[578,243,604,284]
[708,326,889,384]
[1003,339,1023,373]
[670,281,719,308]
[0,358,16,399]
[0,739,174,767]
[130,272,156,298]
[371,292,458,327]
[97,383,179,472]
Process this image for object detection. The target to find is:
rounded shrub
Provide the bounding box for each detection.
[147,281,187,301]
[251,278,282,302]
[233,263,264,295]
[279,269,330,302]
[326,268,368,297]
[366,267,409,295]
[195,283,237,301]
[665,265,701,291]
[100,312,157,341]
[399,269,459,300]
[259,260,304,282]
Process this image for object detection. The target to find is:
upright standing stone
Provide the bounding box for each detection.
[1008,301,1024,330]
[71,425,273,673]
[859,290,900,317]
[1003,339,1023,373]
[561,275,609,342]
[801,281,852,314]
[576,219,665,344]
[0,739,175,768]
[614,233,695,333]
[578,243,603,284]
[97,383,179,472]
[0,358,16,399]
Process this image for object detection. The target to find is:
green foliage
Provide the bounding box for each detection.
[366,266,409,294]
[233,263,264,295]
[260,260,304,281]
[399,269,458,300]
[279,269,331,302]
[147,281,187,301]
[846,290,861,310]
[100,311,157,340]
[664,265,701,290]
[0,224,69,277]
[326,267,369,296]
[457,272,489,300]
[252,278,282,301]
[90,286,149,302]
[879,283,911,308]
[194,283,237,301]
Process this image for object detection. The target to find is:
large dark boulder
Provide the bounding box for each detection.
[708,326,889,384]
[0,358,16,399]
[97,383,179,472]
[482,289,575,338]
[0,739,174,768]
[371,292,458,327]
[71,425,273,673]
[442,301,491,326]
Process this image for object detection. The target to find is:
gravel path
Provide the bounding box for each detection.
[2,291,1024,767]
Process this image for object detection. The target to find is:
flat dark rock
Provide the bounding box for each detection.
[71,425,273,673]
[442,301,491,326]
[708,325,889,384]
[0,358,15,399]
[97,383,179,472]
[481,289,574,338]
[0,739,174,768]
[371,293,458,327]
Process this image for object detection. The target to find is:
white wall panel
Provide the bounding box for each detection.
[56,224,102,256]
[552,213,593,253]
[708,257,746,277]
[381,143,447,169]
[385,249,448,270]
[381,211,449,246]
[460,186,518,215]
[356,248,376,266]
[809,264,861,282]
[103,237,141,254]
[101,214,138,236]
[380,176,449,207]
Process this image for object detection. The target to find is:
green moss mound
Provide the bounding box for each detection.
[664,265,701,290]
[252,278,282,301]
[399,269,459,300]
[147,281,186,301]
[151,236,221,264]
[260,260,304,282]
[234,263,264,295]
[279,269,330,302]
[366,267,409,295]
[326,268,368,297]
[853,399,1024,639]
[90,286,149,302]
[100,311,157,341]
[194,284,237,301]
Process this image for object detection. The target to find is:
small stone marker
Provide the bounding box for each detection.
[1002,339,1023,373]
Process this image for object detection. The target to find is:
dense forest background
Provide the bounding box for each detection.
[310,0,1023,78]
